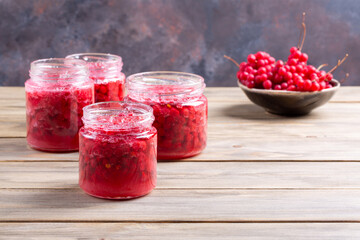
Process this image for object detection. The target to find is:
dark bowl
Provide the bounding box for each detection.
[238,79,340,116]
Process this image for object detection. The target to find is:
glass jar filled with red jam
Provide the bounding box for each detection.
[127,71,207,160]
[79,101,157,199]
[66,53,125,103]
[25,58,94,152]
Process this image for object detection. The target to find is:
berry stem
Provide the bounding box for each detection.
[340,73,350,84]
[328,54,349,74]
[224,55,240,67]
[298,12,306,51]
[317,64,328,70]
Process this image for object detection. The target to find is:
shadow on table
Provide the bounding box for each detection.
[222,103,315,121]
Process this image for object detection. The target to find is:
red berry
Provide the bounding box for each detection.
[269,57,276,64]
[274,74,283,83]
[297,79,305,89]
[257,59,266,66]
[307,65,317,74]
[245,66,253,73]
[278,67,287,76]
[247,74,255,81]
[258,67,267,75]
[300,53,308,62]
[265,65,272,72]
[247,54,256,63]
[263,80,272,89]
[287,80,294,86]
[311,81,320,91]
[310,73,318,81]
[325,73,333,81]
[284,72,292,81]
[288,58,298,66]
[287,85,296,91]
[319,81,326,90]
[240,62,247,71]
[274,84,282,90]
[237,71,241,80]
[259,73,267,82]
[304,80,312,91]
[276,60,284,67]
[296,64,304,73]
[290,46,298,54]
[240,72,249,80]
[255,51,266,60]
[293,50,301,59]
[248,80,255,88]
[281,82,288,90]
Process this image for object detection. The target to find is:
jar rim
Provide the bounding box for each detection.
[82,101,154,130]
[127,71,205,98]
[66,53,123,72]
[66,52,122,62]
[30,58,88,82]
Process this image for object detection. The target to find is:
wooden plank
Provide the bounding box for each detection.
[1,100,360,138]
[2,189,360,221]
[1,86,360,102]
[0,138,77,161]
[1,223,360,239]
[1,88,360,137]
[1,162,360,189]
[1,119,359,161]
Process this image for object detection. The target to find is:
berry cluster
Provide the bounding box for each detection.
[227,13,348,92]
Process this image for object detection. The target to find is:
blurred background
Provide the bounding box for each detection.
[0,0,358,86]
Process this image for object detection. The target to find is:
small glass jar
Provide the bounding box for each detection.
[79,101,157,199]
[127,71,207,160]
[66,53,125,103]
[25,58,94,152]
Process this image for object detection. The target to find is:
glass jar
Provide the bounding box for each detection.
[127,71,207,160]
[79,101,157,199]
[25,58,94,152]
[66,53,125,102]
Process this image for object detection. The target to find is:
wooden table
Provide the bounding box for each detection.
[1,87,360,239]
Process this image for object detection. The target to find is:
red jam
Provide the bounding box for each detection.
[127,72,208,160]
[66,53,125,103]
[25,58,94,152]
[79,102,157,199]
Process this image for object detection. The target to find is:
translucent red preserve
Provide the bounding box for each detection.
[127,72,208,160]
[66,53,125,102]
[79,102,157,199]
[25,58,94,152]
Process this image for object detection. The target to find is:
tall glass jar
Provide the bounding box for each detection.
[127,71,207,160]
[79,102,157,199]
[25,58,94,152]
[66,53,125,103]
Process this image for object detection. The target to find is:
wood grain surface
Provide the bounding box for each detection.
[0,87,359,238]
[1,223,360,239]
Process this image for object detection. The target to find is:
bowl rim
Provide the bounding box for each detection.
[238,79,340,95]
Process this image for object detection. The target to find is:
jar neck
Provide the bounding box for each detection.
[29,58,89,83]
[66,53,123,80]
[126,71,205,103]
[82,101,154,134]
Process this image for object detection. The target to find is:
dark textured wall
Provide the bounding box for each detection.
[0,0,358,86]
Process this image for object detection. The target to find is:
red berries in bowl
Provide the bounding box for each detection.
[226,13,348,93]
[225,13,348,115]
